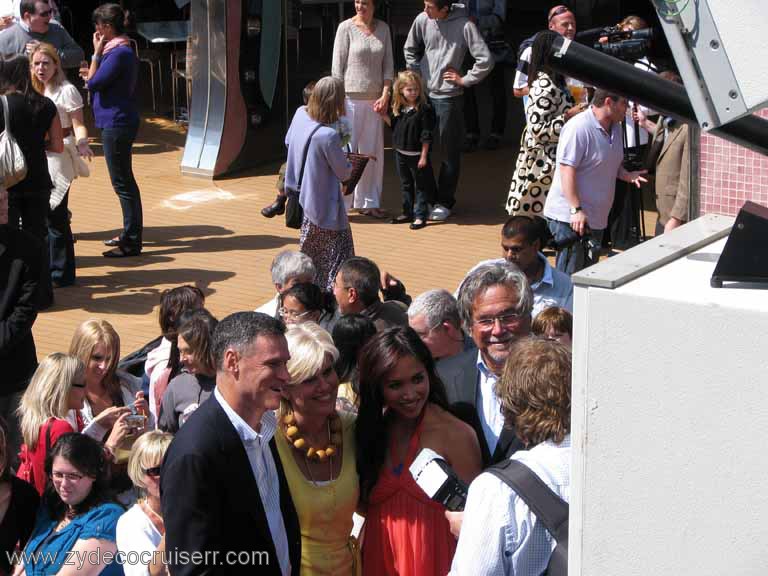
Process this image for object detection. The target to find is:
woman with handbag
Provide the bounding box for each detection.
[285,76,353,292]
[332,0,393,218]
[30,42,93,288]
[0,53,62,310]
[16,353,131,495]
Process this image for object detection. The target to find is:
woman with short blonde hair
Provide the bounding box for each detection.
[285,75,354,291]
[275,322,359,575]
[118,430,173,576]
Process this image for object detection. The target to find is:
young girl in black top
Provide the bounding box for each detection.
[385,71,437,230]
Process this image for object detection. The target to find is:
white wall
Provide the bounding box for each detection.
[571,236,768,575]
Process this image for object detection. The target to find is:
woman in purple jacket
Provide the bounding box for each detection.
[82,3,142,258]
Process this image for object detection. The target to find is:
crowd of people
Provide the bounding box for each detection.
[0,1,694,575]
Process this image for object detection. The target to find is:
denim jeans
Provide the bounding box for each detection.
[395,151,436,220]
[547,218,605,275]
[102,122,142,248]
[429,96,465,209]
[48,190,76,286]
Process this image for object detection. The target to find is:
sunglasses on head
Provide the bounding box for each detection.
[143,466,161,478]
[548,5,570,22]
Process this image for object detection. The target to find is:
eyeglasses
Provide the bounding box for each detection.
[71,381,86,389]
[52,471,86,482]
[548,5,570,22]
[278,307,313,320]
[37,9,52,17]
[473,311,525,330]
[143,466,161,478]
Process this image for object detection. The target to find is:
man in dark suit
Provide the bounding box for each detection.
[0,193,41,462]
[437,261,533,466]
[161,312,300,575]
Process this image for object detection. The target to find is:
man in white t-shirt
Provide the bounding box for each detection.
[513,5,576,106]
[543,89,647,274]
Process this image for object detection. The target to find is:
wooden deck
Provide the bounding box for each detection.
[35,115,659,358]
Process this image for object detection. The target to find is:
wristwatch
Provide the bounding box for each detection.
[570,206,583,215]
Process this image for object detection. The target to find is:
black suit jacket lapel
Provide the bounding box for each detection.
[492,425,526,464]
[212,399,277,552]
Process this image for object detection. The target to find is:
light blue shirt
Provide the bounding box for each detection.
[450,436,571,576]
[284,106,351,231]
[476,351,504,455]
[214,388,291,576]
[530,253,573,317]
[544,107,624,230]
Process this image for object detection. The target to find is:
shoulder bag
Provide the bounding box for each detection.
[285,124,323,229]
[0,94,28,188]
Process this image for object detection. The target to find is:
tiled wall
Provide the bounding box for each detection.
[699,109,768,216]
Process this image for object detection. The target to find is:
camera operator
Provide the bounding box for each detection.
[512,5,577,107]
[597,15,659,249]
[542,89,647,274]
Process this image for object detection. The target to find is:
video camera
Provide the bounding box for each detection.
[577,26,654,62]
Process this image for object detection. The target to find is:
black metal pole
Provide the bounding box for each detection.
[544,32,768,157]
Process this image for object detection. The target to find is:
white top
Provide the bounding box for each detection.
[450,436,571,575]
[512,45,531,90]
[255,293,279,317]
[476,351,504,455]
[116,504,162,576]
[44,81,82,130]
[214,388,291,576]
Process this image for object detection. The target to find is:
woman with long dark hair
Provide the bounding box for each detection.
[81,3,142,258]
[0,52,63,308]
[20,433,123,576]
[355,326,481,576]
[506,32,583,218]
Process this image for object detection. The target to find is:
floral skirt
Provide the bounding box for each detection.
[300,218,355,292]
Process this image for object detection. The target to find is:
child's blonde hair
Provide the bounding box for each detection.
[392,70,426,117]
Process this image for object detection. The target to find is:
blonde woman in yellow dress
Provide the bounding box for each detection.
[276,322,360,575]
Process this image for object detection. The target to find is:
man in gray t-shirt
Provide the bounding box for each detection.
[543,89,647,274]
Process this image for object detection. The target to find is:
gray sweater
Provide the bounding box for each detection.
[332,18,394,99]
[0,22,84,69]
[404,7,493,99]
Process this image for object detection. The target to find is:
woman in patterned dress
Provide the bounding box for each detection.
[506,33,585,218]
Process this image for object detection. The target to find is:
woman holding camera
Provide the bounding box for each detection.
[19,434,124,576]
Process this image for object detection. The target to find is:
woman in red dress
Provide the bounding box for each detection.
[355,326,482,575]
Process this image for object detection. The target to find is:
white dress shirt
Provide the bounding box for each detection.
[450,436,571,575]
[214,388,291,576]
[116,504,162,576]
[476,351,505,455]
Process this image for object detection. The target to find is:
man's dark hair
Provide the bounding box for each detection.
[339,257,381,307]
[212,312,286,371]
[501,215,546,246]
[591,88,622,107]
[20,0,46,19]
[92,3,126,35]
[429,0,452,11]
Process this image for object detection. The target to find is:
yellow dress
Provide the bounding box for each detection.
[276,412,360,576]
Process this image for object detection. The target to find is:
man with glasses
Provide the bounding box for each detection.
[437,261,532,466]
[0,0,83,69]
[332,256,409,331]
[513,5,577,104]
[408,289,473,361]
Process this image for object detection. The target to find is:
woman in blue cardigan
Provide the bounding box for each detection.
[82,3,142,258]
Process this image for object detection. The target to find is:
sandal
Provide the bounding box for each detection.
[390,214,411,224]
[103,236,123,247]
[103,245,141,258]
